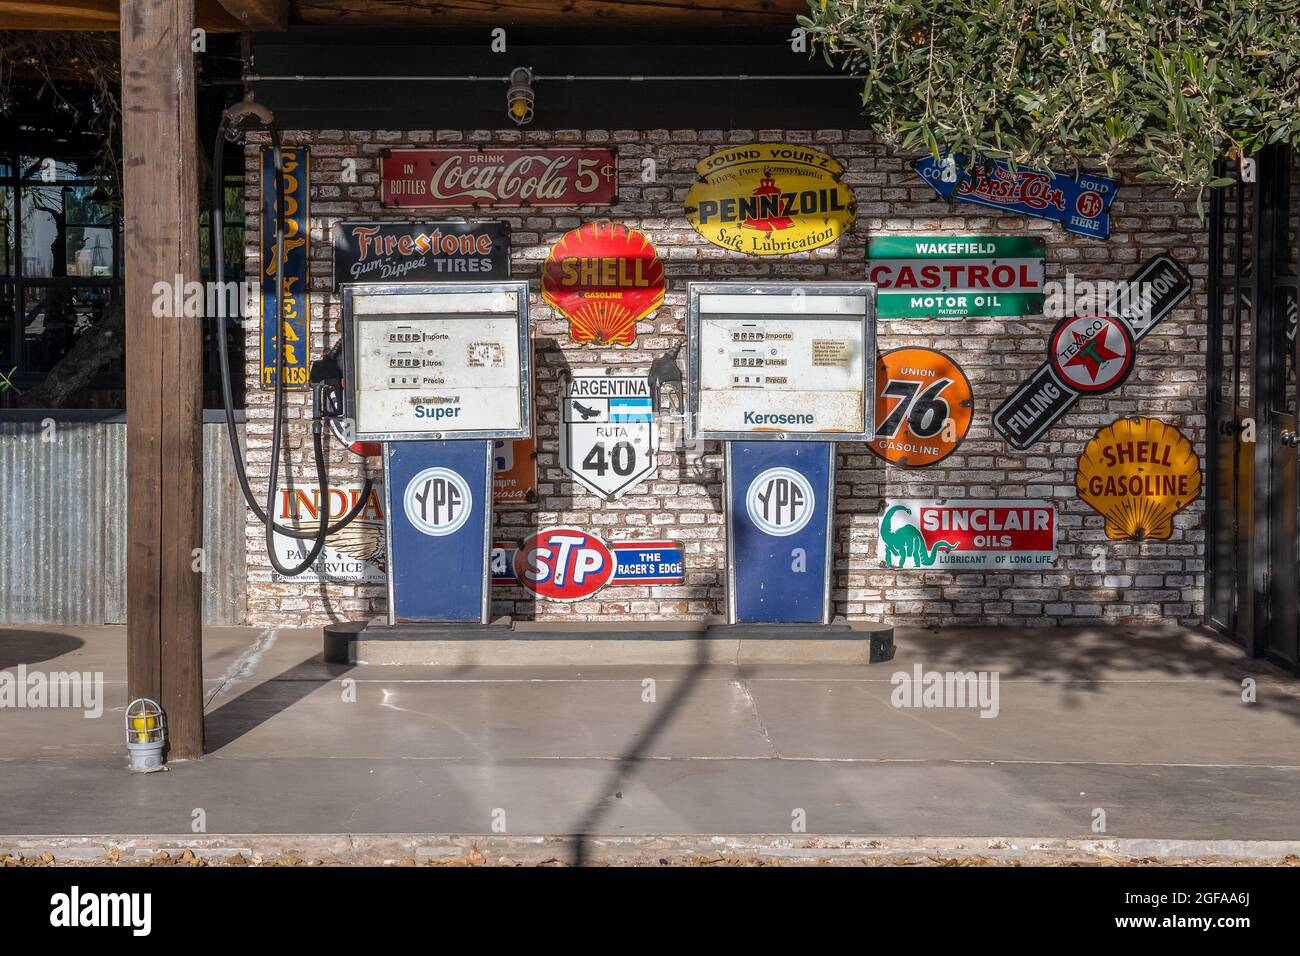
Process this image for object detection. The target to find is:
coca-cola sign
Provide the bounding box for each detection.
[381,148,618,208]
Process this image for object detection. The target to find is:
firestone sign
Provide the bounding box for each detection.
[866,236,1045,318]
[684,144,856,256]
[381,148,617,207]
[879,500,1057,569]
[332,220,509,286]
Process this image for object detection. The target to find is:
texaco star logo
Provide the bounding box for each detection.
[1048,314,1135,394]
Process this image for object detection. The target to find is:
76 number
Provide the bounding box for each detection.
[878,378,952,439]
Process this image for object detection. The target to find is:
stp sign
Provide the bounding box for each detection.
[513,527,616,601]
[745,467,815,536]
[403,467,472,536]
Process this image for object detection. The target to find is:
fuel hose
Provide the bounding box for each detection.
[211,105,374,577]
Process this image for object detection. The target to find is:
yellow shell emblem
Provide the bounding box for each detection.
[1075,417,1201,541]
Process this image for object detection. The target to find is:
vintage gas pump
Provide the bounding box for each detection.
[339,281,532,626]
[686,282,876,625]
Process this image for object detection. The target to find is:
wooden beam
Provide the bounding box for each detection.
[295,0,806,27]
[121,0,205,760]
[215,0,288,30]
[0,0,243,30]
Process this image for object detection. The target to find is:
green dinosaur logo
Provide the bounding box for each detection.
[881,505,958,568]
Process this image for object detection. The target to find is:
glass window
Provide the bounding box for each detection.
[20,285,116,374]
[200,177,245,281]
[0,282,15,373]
[0,187,13,276]
[20,184,115,278]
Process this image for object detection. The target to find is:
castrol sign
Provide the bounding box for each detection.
[879,499,1056,570]
[513,527,617,601]
[867,236,1045,318]
[381,148,617,207]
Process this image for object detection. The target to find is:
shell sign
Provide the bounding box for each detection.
[684,144,855,256]
[541,222,665,346]
[1076,417,1202,542]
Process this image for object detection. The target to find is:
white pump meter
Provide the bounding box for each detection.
[341,281,532,442]
[686,282,876,441]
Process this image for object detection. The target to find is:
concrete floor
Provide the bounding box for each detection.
[2,622,1299,843]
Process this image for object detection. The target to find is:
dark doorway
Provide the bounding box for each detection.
[1207,145,1300,671]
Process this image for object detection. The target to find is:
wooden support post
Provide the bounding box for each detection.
[120,0,205,759]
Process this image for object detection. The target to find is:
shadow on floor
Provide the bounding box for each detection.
[894,624,1300,723]
[0,629,86,670]
[203,650,353,752]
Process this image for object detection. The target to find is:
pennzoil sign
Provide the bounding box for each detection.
[684,144,855,256]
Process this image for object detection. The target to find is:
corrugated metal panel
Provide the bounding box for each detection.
[202,423,247,624]
[0,419,246,625]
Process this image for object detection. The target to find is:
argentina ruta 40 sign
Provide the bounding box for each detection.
[560,371,659,500]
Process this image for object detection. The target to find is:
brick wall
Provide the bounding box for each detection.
[241,127,1208,627]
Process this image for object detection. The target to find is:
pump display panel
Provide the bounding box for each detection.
[687,282,876,441]
[341,282,532,442]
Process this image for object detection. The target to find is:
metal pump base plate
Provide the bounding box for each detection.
[323,617,894,666]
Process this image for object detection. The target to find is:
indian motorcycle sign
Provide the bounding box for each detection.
[867,236,1045,318]
[266,482,386,584]
[878,499,1057,570]
[381,148,617,207]
[684,144,856,256]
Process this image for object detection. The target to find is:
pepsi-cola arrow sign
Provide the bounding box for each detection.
[914,153,1118,240]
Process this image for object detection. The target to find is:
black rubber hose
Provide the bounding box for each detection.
[210,113,373,576]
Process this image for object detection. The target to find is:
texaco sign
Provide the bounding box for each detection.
[1047,314,1134,394]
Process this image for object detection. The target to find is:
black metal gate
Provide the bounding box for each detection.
[1207,144,1299,670]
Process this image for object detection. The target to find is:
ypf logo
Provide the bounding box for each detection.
[403,467,472,537]
[745,467,815,536]
[513,527,615,601]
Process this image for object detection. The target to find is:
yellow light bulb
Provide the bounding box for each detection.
[511,97,529,119]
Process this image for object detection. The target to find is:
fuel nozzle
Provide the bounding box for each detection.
[310,342,346,433]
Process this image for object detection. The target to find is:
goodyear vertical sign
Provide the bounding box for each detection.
[260,147,309,390]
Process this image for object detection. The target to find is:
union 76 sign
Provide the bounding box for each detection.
[560,371,659,500]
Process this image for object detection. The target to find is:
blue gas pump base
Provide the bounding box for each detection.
[323,617,893,666]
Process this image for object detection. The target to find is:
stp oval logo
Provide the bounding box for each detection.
[403,467,472,537]
[513,527,616,601]
[746,467,815,536]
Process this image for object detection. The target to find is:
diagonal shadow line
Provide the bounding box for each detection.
[568,636,710,867]
[203,651,354,752]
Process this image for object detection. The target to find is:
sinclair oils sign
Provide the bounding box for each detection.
[684,144,855,256]
[867,236,1046,318]
[878,499,1057,570]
